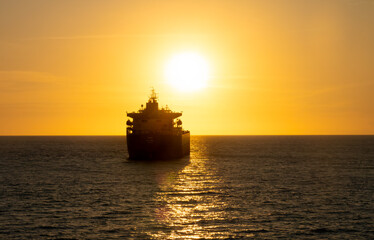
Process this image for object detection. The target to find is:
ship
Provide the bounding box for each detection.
[126,89,190,160]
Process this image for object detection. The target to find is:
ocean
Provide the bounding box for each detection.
[0,136,373,239]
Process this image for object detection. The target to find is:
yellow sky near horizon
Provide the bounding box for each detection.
[0,0,374,135]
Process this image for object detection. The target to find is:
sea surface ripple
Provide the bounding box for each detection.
[0,136,373,239]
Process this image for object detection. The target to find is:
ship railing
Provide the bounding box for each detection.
[126,128,186,135]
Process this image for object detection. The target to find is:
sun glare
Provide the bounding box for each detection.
[165,52,210,92]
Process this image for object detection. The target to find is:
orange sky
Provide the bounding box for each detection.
[1,0,374,135]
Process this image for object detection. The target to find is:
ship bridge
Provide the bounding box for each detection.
[126,89,185,134]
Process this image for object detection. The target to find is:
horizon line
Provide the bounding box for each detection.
[1,134,374,137]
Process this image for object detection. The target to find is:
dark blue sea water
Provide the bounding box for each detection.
[0,136,373,239]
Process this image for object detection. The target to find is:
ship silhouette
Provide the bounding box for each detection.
[126,89,190,160]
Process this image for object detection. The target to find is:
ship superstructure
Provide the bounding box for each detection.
[126,89,190,159]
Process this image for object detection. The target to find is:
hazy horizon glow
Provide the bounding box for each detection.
[0,0,374,135]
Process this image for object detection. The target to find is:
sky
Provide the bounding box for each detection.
[0,0,374,135]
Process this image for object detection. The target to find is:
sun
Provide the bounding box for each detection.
[164,52,210,92]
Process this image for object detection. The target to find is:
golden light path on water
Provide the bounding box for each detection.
[148,138,235,239]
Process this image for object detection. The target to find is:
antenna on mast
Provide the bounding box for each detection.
[149,87,158,103]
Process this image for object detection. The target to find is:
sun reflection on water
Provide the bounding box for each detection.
[151,138,229,239]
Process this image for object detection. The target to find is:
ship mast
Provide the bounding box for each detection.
[149,88,158,103]
[146,88,159,112]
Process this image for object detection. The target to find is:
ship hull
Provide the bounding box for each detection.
[127,132,190,160]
